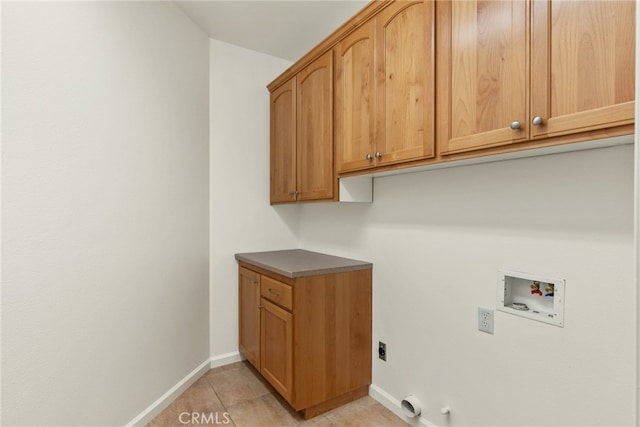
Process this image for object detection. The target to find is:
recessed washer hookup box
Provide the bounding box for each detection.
[497,270,565,327]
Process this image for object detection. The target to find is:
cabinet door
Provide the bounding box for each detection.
[297,51,334,201]
[238,268,260,370]
[335,21,376,173]
[437,0,528,154]
[270,77,297,204]
[260,298,293,402]
[530,0,635,139]
[376,0,435,164]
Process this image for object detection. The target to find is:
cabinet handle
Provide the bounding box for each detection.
[510,121,521,130]
[365,153,373,161]
[268,288,281,297]
[375,151,382,159]
[288,191,299,196]
[258,305,264,310]
[531,116,544,126]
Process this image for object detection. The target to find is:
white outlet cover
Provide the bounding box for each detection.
[478,307,494,334]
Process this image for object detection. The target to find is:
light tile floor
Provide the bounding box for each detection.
[148,361,408,427]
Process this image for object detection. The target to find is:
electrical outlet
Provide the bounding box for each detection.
[478,307,494,334]
[378,341,387,361]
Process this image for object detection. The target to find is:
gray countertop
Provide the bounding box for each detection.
[235,249,372,278]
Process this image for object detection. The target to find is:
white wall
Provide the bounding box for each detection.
[1,2,209,425]
[209,40,298,359]
[299,145,636,426]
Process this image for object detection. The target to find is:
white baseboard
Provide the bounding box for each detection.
[369,384,437,427]
[125,359,211,427]
[210,351,244,369]
[126,352,245,427]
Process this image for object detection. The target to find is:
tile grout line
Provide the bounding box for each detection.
[202,370,238,427]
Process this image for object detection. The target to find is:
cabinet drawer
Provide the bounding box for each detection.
[261,276,293,311]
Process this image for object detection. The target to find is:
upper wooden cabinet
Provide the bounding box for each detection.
[438,0,635,155]
[296,51,334,202]
[334,21,376,173]
[269,52,334,204]
[335,0,435,173]
[375,0,435,166]
[530,0,635,140]
[270,77,297,203]
[437,0,528,154]
[271,0,635,187]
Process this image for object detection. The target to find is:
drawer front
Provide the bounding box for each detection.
[261,275,293,311]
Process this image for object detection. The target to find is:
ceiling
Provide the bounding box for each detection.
[175,1,369,61]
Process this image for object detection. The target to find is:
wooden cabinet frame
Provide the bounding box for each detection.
[237,261,372,419]
[334,21,377,173]
[335,0,435,173]
[375,0,435,166]
[296,51,334,202]
[270,78,297,203]
[270,0,635,185]
[437,0,635,156]
[270,52,335,204]
[529,0,635,139]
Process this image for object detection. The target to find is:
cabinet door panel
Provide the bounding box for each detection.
[238,268,260,370]
[530,0,635,138]
[335,23,376,173]
[376,0,434,164]
[260,298,293,402]
[439,0,528,154]
[270,78,297,203]
[297,51,334,201]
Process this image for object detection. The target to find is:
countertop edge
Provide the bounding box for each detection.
[234,251,373,279]
[241,261,373,278]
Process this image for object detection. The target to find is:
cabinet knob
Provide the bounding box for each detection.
[365,153,373,161]
[288,191,299,196]
[510,121,522,130]
[531,116,544,126]
[375,151,382,159]
[258,305,264,310]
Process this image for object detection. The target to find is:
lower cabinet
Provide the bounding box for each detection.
[237,262,372,419]
[260,299,293,401]
[238,267,260,369]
